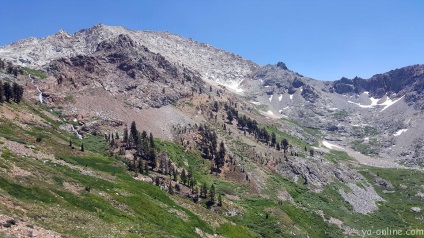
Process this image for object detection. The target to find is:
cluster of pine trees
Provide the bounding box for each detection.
[198,124,226,172]
[0,81,24,104]
[0,59,24,77]
[122,121,157,172]
[224,104,291,154]
[115,122,222,206]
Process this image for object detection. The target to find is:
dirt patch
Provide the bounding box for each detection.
[0,213,63,238]
[0,137,54,160]
[9,165,32,177]
[133,174,153,183]
[315,210,359,235]
[62,181,84,194]
[61,88,194,140]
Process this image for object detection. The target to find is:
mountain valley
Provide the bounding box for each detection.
[0,24,423,237]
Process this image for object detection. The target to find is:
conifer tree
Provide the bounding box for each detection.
[123,127,128,143]
[80,143,84,152]
[215,141,226,172]
[172,167,178,182]
[281,139,289,157]
[3,82,12,102]
[149,148,156,168]
[12,82,23,103]
[149,132,155,148]
[130,121,138,146]
[201,182,207,198]
[144,161,149,175]
[181,169,187,185]
[0,81,3,103]
[209,184,216,204]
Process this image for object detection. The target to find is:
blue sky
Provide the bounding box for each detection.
[1,0,423,80]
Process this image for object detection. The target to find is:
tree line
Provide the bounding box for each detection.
[110,121,222,207]
[0,58,24,77]
[0,81,24,104]
[224,103,291,157]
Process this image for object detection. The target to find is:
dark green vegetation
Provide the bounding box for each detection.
[23,67,48,79]
[352,139,380,155]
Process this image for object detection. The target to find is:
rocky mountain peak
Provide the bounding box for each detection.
[0,24,259,92]
[96,34,137,52]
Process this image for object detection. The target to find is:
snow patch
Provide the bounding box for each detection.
[278,94,283,101]
[226,81,244,93]
[348,96,404,111]
[394,129,408,136]
[380,96,404,112]
[322,141,343,150]
[250,101,260,105]
[268,94,273,102]
[289,94,293,100]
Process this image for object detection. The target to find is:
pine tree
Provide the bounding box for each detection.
[187,166,193,186]
[310,148,314,157]
[144,162,149,175]
[168,182,174,195]
[149,132,155,148]
[227,112,233,124]
[139,160,144,174]
[172,167,178,181]
[130,121,138,146]
[80,143,84,152]
[181,169,187,185]
[69,138,72,147]
[209,184,216,204]
[281,139,289,158]
[201,182,207,198]
[218,194,222,206]
[11,82,23,103]
[115,132,119,140]
[215,141,226,172]
[3,82,12,102]
[0,81,3,103]
[149,148,156,168]
[123,127,128,143]
[213,101,219,112]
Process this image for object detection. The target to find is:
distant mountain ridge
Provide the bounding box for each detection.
[332,64,424,109]
[0,24,258,91]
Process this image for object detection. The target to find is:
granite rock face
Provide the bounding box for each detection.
[47,34,204,109]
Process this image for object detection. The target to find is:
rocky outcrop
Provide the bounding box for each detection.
[332,65,424,109]
[301,85,319,103]
[46,34,204,109]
